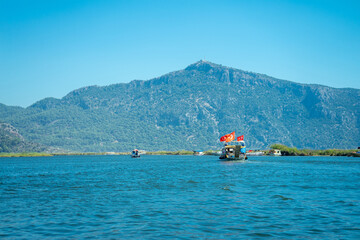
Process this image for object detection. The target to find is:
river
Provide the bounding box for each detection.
[1,155,359,239]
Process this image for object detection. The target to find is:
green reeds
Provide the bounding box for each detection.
[270,144,358,156]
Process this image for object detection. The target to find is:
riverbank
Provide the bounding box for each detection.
[1,149,359,158]
[269,144,360,157]
[0,150,198,157]
[0,152,54,157]
[0,152,128,158]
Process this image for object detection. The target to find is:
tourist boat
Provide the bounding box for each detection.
[269,149,281,156]
[131,149,140,158]
[219,141,247,160]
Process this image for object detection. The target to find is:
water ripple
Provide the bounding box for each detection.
[1,155,360,239]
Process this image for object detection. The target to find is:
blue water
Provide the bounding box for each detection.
[1,155,360,239]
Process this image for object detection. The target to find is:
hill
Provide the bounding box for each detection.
[0,122,49,153]
[1,60,359,152]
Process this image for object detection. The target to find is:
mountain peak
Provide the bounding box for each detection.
[185,60,224,72]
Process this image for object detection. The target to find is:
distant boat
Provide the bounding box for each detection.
[269,149,281,156]
[131,149,140,158]
[219,141,247,160]
[246,150,264,156]
[213,151,222,156]
[193,150,204,156]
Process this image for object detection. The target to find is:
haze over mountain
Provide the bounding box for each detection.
[1,61,359,152]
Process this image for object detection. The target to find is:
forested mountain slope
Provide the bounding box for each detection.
[0,123,49,153]
[1,61,359,152]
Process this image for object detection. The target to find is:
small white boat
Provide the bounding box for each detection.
[213,151,222,156]
[246,151,264,156]
[193,150,204,156]
[269,149,281,156]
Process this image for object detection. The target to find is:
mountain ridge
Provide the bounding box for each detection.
[23,60,360,109]
[3,60,359,109]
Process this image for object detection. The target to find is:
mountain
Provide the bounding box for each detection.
[0,122,49,153]
[1,60,359,152]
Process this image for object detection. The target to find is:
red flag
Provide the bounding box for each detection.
[237,135,244,141]
[220,132,235,142]
[227,132,235,142]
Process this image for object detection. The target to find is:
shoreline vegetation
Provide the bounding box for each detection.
[269,144,359,157]
[0,145,359,158]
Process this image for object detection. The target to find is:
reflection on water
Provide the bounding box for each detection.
[1,155,360,239]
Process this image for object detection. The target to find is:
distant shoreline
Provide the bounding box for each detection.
[0,149,359,158]
[0,151,195,158]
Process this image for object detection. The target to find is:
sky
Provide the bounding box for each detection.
[1,0,360,107]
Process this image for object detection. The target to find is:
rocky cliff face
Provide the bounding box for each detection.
[0,123,49,152]
[1,61,359,152]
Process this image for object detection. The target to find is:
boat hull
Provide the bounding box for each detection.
[222,157,245,161]
[219,154,246,161]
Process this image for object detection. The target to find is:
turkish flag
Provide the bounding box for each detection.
[220,132,235,142]
[237,135,244,141]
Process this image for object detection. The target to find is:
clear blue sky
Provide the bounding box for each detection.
[1,0,359,107]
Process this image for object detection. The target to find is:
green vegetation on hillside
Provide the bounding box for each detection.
[0,123,49,153]
[1,61,359,152]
